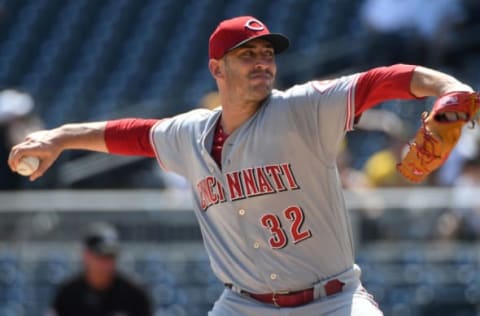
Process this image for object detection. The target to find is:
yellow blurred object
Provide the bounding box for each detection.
[364,149,399,187]
[200,91,221,110]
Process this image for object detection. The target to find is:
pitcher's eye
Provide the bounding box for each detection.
[241,50,254,58]
[264,50,274,57]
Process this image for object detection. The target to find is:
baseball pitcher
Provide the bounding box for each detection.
[8,16,479,315]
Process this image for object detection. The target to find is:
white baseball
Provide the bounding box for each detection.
[16,156,40,176]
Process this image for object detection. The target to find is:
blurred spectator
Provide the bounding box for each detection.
[361,0,465,65]
[337,139,370,189]
[199,91,221,110]
[450,157,480,239]
[355,107,409,139]
[0,89,43,189]
[345,108,410,187]
[410,0,465,65]
[437,124,480,186]
[48,222,152,316]
[360,0,414,64]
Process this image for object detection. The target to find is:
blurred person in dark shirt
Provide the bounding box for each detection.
[451,157,480,239]
[48,222,152,316]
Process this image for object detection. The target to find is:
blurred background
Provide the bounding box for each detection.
[0,0,479,315]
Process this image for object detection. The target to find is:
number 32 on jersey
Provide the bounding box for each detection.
[260,205,312,249]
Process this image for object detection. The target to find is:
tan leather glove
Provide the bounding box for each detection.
[397,91,480,183]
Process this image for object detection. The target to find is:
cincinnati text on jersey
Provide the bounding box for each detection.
[196,163,300,211]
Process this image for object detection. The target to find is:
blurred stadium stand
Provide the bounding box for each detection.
[0,0,478,189]
[0,0,397,189]
[1,0,480,315]
[0,0,367,125]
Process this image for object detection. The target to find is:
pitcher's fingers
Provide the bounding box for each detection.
[8,146,35,171]
[29,158,54,181]
[7,149,14,171]
[9,144,52,172]
[8,146,24,172]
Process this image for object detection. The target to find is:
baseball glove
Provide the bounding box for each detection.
[397,91,480,183]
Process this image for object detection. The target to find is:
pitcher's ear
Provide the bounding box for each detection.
[209,59,223,79]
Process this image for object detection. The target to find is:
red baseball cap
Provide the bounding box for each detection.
[209,16,290,60]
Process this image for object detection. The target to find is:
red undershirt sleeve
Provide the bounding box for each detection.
[354,64,423,119]
[104,118,158,157]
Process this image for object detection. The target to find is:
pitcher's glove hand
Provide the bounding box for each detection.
[397,91,480,183]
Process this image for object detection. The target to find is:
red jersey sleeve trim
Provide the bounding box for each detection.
[354,64,421,118]
[149,119,170,171]
[104,118,158,157]
[344,75,359,131]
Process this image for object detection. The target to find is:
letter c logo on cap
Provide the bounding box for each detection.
[245,19,264,31]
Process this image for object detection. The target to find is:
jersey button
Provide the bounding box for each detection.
[238,209,245,216]
[270,273,277,280]
[253,241,260,249]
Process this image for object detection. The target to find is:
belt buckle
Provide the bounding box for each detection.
[272,291,289,307]
[272,293,279,307]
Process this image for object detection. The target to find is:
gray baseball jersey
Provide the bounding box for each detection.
[151,74,359,294]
